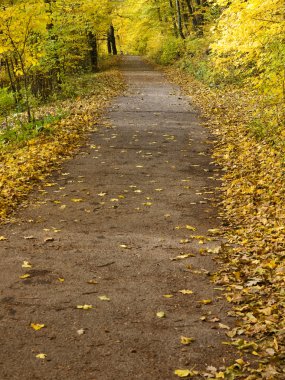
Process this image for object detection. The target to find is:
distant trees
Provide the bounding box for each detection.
[115,0,285,127]
[0,0,118,120]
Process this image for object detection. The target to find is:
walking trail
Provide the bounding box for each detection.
[0,57,235,379]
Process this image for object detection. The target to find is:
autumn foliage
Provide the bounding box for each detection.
[0,0,285,378]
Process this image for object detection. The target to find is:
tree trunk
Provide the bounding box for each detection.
[5,58,18,105]
[169,0,178,37]
[175,0,185,39]
[88,31,98,72]
[184,0,199,30]
[107,25,117,55]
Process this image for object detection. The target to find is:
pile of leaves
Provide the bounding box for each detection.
[165,67,285,379]
[0,69,124,222]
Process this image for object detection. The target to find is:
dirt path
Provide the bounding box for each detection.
[0,57,235,379]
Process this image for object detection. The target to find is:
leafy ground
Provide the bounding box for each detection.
[0,56,241,380]
[0,57,284,379]
[0,68,124,222]
[165,67,285,379]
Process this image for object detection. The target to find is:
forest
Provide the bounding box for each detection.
[0,0,284,379]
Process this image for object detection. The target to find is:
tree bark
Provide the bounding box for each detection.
[175,0,185,39]
[107,25,117,55]
[88,31,98,72]
[169,0,178,37]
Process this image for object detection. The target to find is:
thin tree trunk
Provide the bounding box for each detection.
[175,0,185,39]
[184,0,199,30]
[169,0,178,37]
[108,25,117,55]
[5,58,18,104]
[88,31,98,72]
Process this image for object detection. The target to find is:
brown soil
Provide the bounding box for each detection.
[0,57,235,379]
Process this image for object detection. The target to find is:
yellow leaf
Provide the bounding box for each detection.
[87,279,98,284]
[98,295,110,301]
[156,311,166,318]
[180,336,195,345]
[171,254,195,261]
[36,353,47,359]
[174,369,198,377]
[58,278,65,283]
[120,244,131,249]
[185,225,196,231]
[77,305,93,310]
[199,299,212,305]
[218,323,230,330]
[163,294,173,298]
[22,261,32,268]
[0,236,7,241]
[179,289,193,295]
[19,274,30,279]
[30,323,45,331]
[71,198,83,202]
[236,358,245,365]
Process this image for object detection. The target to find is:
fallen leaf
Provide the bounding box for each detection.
[209,317,220,323]
[174,369,199,377]
[163,294,174,298]
[179,289,193,295]
[199,299,212,305]
[77,328,85,335]
[71,198,84,202]
[58,278,65,283]
[76,305,93,310]
[44,237,54,242]
[185,225,196,231]
[35,353,47,359]
[30,323,45,331]
[218,323,230,330]
[120,244,131,249]
[19,274,30,279]
[180,336,195,345]
[87,279,98,284]
[207,228,221,235]
[171,254,195,261]
[22,261,32,268]
[0,236,7,241]
[156,311,166,318]
[98,295,110,301]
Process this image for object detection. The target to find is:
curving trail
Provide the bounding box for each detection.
[0,57,234,379]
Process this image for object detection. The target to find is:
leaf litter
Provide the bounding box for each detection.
[165,66,285,378]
